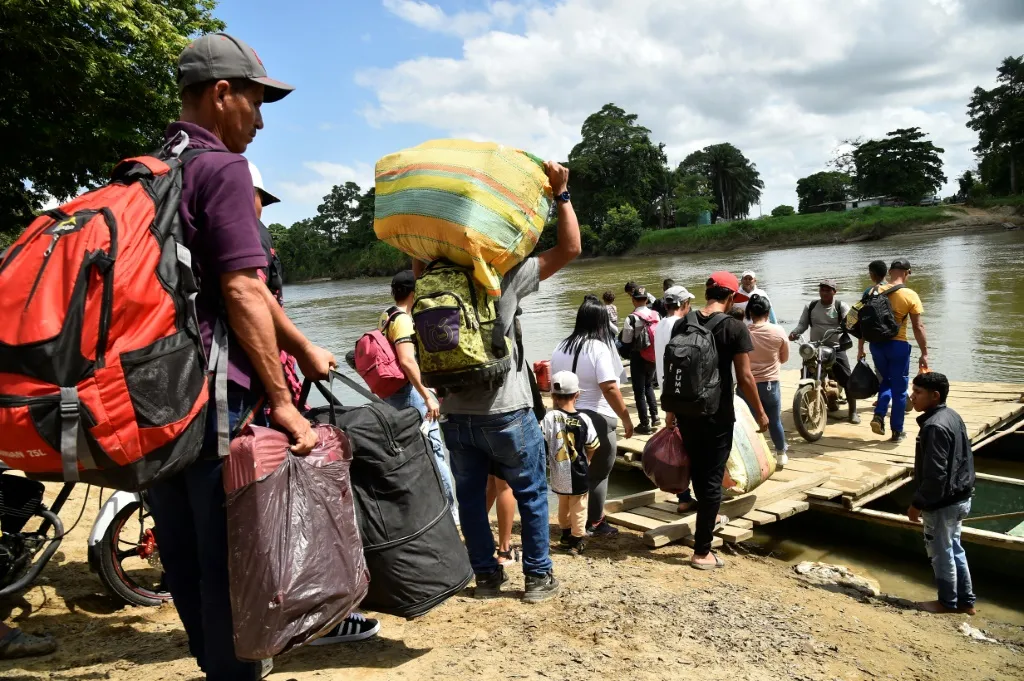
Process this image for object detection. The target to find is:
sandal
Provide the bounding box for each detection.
[497,547,520,566]
[690,552,725,570]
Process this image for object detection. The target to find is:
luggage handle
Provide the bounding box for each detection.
[299,370,384,426]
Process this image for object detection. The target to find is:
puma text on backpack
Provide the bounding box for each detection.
[661,312,728,418]
[354,308,408,399]
[853,285,905,343]
[412,261,511,390]
[0,138,209,491]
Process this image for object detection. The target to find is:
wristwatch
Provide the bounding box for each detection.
[554,190,571,204]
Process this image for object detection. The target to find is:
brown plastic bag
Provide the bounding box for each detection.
[225,424,369,661]
[641,426,690,494]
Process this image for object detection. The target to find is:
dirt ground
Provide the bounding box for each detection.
[2,483,1023,681]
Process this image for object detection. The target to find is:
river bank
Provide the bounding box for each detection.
[3,482,1023,681]
[632,205,1024,256]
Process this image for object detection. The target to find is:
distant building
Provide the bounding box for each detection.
[845,196,886,210]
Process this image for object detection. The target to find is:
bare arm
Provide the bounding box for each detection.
[789,304,810,340]
[734,352,769,431]
[778,331,790,364]
[395,341,439,419]
[599,380,634,439]
[221,271,315,452]
[858,337,866,360]
[910,313,928,371]
[537,162,582,281]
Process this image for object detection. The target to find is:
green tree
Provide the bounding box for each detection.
[795,171,852,213]
[851,128,946,203]
[956,170,976,202]
[678,143,764,221]
[672,174,716,226]
[771,204,795,217]
[599,204,644,255]
[0,0,224,243]
[315,181,362,245]
[567,104,668,227]
[967,55,1024,195]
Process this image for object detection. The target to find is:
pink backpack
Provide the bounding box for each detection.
[354,309,408,399]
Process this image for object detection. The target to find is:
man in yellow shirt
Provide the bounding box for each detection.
[379,271,455,511]
[857,258,929,442]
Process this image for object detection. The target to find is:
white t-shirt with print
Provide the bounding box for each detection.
[654,315,685,386]
[550,338,623,420]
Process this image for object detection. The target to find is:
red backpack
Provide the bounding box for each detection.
[354,309,408,399]
[0,142,209,491]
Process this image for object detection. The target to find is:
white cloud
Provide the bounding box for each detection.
[278,161,376,206]
[382,0,521,38]
[361,0,1023,211]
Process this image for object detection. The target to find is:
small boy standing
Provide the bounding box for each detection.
[908,372,977,615]
[542,371,601,555]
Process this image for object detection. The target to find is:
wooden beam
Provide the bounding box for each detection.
[805,487,844,500]
[604,489,675,514]
[973,418,1024,450]
[976,472,1024,487]
[716,525,754,543]
[759,499,809,520]
[630,506,685,524]
[742,510,779,526]
[604,511,665,532]
[847,474,913,509]
[727,518,755,530]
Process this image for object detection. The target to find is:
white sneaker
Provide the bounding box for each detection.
[776,451,789,468]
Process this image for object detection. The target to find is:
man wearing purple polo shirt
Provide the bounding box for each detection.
[145,33,333,681]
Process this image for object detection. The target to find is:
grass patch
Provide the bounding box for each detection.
[969,195,1024,209]
[633,206,958,255]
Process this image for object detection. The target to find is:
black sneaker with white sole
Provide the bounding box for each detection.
[586,519,619,537]
[309,613,381,645]
[474,565,509,599]
[523,572,560,603]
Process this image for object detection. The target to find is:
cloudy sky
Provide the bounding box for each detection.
[225,0,1024,225]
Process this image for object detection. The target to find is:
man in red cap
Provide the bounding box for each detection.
[665,271,768,570]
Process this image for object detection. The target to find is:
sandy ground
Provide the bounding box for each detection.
[2,482,1023,681]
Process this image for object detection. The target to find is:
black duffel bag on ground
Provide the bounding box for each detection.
[301,372,472,619]
[847,360,881,401]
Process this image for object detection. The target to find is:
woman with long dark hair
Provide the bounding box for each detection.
[742,294,790,465]
[550,296,634,537]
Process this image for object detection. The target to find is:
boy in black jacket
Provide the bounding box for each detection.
[908,372,976,615]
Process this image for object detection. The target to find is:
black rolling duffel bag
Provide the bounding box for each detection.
[302,372,472,618]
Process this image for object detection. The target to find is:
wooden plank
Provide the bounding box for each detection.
[742,510,779,526]
[604,489,674,514]
[642,471,829,547]
[727,518,755,530]
[716,525,754,543]
[769,468,804,482]
[684,534,723,549]
[759,499,809,520]
[650,501,685,514]
[850,508,1024,552]
[805,487,844,500]
[604,511,665,532]
[630,506,685,524]
[973,417,1024,450]
[846,474,913,509]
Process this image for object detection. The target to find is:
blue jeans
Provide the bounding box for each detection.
[384,383,456,513]
[870,340,912,433]
[738,380,786,452]
[441,409,552,577]
[922,499,975,609]
[147,387,267,681]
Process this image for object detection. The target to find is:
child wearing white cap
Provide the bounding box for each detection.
[541,371,601,555]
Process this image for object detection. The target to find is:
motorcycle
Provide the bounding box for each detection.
[0,463,170,607]
[792,328,844,442]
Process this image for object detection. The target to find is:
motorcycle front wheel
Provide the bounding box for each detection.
[97,501,172,607]
[793,384,827,442]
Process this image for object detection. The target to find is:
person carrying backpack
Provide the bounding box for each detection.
[376,270,456,512]
[620,286,662,435]
[428,161,581,603]
[662,272,769,570]
[856,259,928,443]
[145,34,340,680]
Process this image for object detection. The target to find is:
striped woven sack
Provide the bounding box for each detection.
[373,139,553,297]
[723,395,777,497]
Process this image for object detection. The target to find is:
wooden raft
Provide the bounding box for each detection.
[594,369,1024,547]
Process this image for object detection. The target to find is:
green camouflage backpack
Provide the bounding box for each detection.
[412,261,512,390]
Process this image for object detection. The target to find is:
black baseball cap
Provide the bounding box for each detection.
[890,258,912,271]
[177,33,295,103]
[391,270,416,290]
[631,286,649,300]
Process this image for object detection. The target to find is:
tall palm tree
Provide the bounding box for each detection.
[678,143,763,221]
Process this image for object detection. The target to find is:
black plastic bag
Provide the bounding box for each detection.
[847,360,880,400]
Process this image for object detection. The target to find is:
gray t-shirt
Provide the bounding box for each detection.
[440,257,540,416]
[791,299,851,346]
